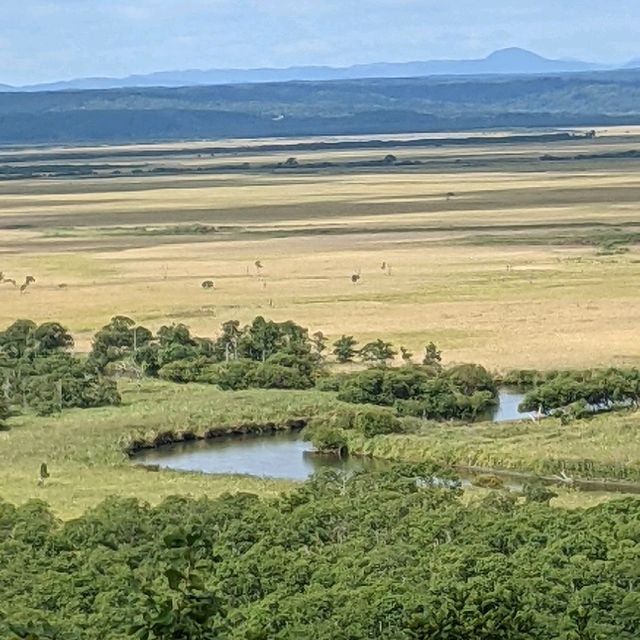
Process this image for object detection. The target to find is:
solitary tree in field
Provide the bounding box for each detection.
[201,280,214,289]
[351,274,361,284]
[423,341,442,367]
[333,335,358,363]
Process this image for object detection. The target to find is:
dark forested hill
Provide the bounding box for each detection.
[2,69,640,144]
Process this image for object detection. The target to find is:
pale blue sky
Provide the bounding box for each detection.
[1,0,638,84]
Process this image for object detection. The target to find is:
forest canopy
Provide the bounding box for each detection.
[1,466,639,639]
[2,70,640,144]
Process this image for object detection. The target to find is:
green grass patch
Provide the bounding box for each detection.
[348,411,640,481]
[0,380,341,519]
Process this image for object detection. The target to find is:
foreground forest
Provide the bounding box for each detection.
[2,467,640,639]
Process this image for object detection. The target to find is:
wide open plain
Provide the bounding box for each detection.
[2,127,640,370]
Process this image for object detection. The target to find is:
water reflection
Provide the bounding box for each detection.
[491,388,530,422]
[136,431,388,480]
[135,389,529,480]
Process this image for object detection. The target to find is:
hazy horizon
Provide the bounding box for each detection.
[2,0,639,85]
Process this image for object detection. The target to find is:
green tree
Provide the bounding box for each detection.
[91,316,152,369]
[0,319,36,359]
[332,335,358,363]
[304,425,348,455]
[446,363,496,396]
[311,331,328,357]
[131,529,226,640]
[33,322,74,354]
[359,339,396,366]
[353,407,402,437]
[214,320,242,361]
[422,341,442,367]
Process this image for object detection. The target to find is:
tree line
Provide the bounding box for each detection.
[3,315,640,426]
[505,368,640,420]
[0,320,120,418]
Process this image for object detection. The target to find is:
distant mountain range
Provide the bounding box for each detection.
[2,48,635,93]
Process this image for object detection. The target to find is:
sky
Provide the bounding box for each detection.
[1,0,639,85]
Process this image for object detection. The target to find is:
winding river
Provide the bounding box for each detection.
[135,389,531,480]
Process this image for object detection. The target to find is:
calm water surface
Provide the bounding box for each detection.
[137,431,389,480]
[136,389,528,479]
[490,388,530,422]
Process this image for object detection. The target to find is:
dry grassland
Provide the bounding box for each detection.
[2,130,640,370]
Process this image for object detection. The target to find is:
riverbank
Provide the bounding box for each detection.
[0,380,338,519]
[2,378,640,518]
[346,410,640,481]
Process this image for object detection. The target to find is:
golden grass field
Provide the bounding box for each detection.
[2,127,640,370]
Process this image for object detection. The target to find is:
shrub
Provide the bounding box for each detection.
[251,363,313,390]
[0,396,9,429]
[380,366,432,401]
[353,407,402,437]
[304,425,348,455]
[337,369,388,405]
[211,360,256,391]
[265,351,319,378]
[158,358,209,384]
[522,482,558,505]
[315,373,348,392]
[446,363,497,396]
[501,369,540,389]
[306,408,359,433]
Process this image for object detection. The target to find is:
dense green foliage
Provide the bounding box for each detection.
[335,364,498,421]
[90,315,320,391]
[332,335,358,363]
[3,71,640,144]
[304,406,403,452]
[507,367,640,416]
[1,467,639,639]
[0,320,120,416]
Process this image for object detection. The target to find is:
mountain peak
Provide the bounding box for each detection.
[486,47,546,62]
